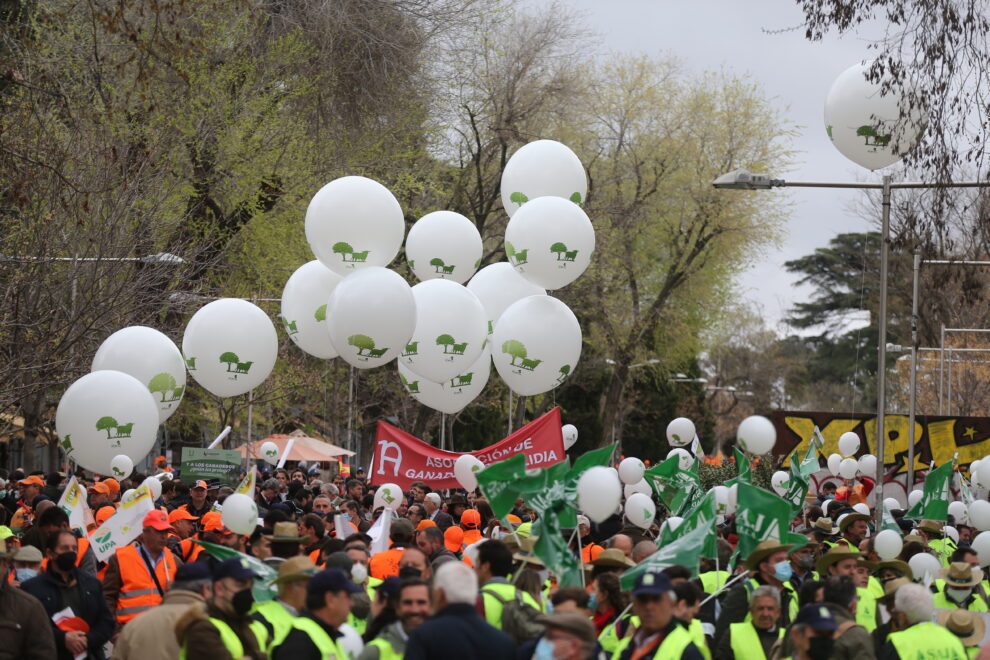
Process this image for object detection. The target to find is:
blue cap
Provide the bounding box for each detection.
[794,603,838,632]
[308,567,363,597]
[213,557,260,581]
[175,562,212,582]
[632,570,673,597]
[375,576,402,600]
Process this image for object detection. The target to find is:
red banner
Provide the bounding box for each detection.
[370,408,565,490]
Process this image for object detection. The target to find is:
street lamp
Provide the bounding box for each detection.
[714,168,990,525]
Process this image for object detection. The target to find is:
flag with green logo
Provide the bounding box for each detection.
[658,490,717,559]
[476,454,545,519]
[784,470,810,515]
[727,447,752,487]
[880,502,901,534]
[958,472,975,507]
[529,501,584,587]
[195,540,278,602]
[734,483,808,561]
[905,461,953,521]
[620,521,711,589]
[795,427,825,478]
[644,455,703,516]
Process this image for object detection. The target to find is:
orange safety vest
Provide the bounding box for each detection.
[369,547,405,580]
[115,544,176,624]
[40,537,91,571]
[180,538,203,563]
[581,543,604,563]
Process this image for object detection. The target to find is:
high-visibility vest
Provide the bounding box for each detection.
[40,536,91,571]
[369,547,404,580]
[868,575,884,599]
[743,579,798,625]
[179,617,268,660]
[609,625,696,660]
[366,637,402,660]
[929,538,958,567]
[687,619,711,660]
[180,538,203,563]
[856,587,878,631]
[699,570,730,594]
[479,582,542,630]
[932,588,989,612]
[308,548,322,565]
[581,543,604,563]
[729,622,784,660]
[598,614,639,653]
[114,544,176,624]
[888,622,968,660]
[251,599,296,648]
[271,617,346,660]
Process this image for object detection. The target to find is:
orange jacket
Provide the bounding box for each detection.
[114,544,176,624]
[179,538,203,563]
[581,543,604,563]
[40,537,90,571]
[369,547,405,580]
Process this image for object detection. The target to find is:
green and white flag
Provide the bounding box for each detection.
[620,521,711,590]
[734,483,808,562]
[784,464,810,515]
[658,491,717,559]
[644,455,703,516]
[195,540,278,602]
[796,426,825,478]
[880,502,901,534]
[905,461,953,521]
[958,472,975,507]
[56,476,92,535]
[530,502,584,587]
[727,447,752,487]
[476,454,544,519]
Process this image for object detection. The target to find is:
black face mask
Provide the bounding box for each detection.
[808,636,835,660]
[398,566,422,580]
[54,552,77,572]
[231,587,254,616]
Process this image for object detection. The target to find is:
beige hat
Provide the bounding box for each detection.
[271,555,317,585]
[938,610,986,646]
[812,518,838,535]
[590,548,634,568]
[13,545,42,563]
[537,612,596,644]
[745,540,795,571]
[815,545,860,575]
[264,521,310,544]
[838,513,871,533]
[879,577,911,606]
[876,560,913,581]
[940,562,982,588]
[917,520,944,535]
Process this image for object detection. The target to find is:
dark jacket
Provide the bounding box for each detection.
[404,602,514,660]
[0,577,57,660]
[175,600,266,660]
[21,565,115,660]
[270,611,342,660]
[430,510,454,532]
[714,576,793,646]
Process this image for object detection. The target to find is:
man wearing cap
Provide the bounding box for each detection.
[251,556,316,646]
[360,577,430,660]
[11,544,43,584]
[577,515,605,563]
[22,529,114,659]
[88,481,113,511]
[369,518,414,580]
[182,480,214,518]
[714,540,798,646]
[610,570,704,660]
[180,511,224,564]
[165,507,199,561]
[102,509,180,626]
[788,603,839,660]
[270,567,362,660]
[0,535,57,659]
[176,558,268,660]
[716,585,785,660]
[882,582,967,659]
[11,474,45,530]
[933,562,989,612]
[423,492,453,531]
[111,562,212,660]
[461,509,483,546]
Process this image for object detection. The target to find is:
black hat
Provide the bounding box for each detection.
[794,603,838,632]
[175,562,212,582]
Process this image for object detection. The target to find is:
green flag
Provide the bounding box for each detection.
[195,540,277,602]
[620,521,711,590]
[783,471,810,515]
[477,454,545,519]
[530,501,583,587]
[558,444,616,528]
[959,473,975,507]
[658,491,717,559]
[727,447,752,487]
[880,502,901,534]
[734,483,808,562]
[644,455,703,516]
[905,461,953,521]
[798,428,824,477]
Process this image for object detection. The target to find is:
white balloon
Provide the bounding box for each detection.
[374,483,403,512]
[874,529,903,560]
[618,457,646,485]
[839,457,859,480]
[142,476,162,500]
[182,299,278,398]
[908,553,942,584]
[280,261,342,359]
[973,531,990,566]
[398,345,491,414]
[883,497,902,513]
[977,461,990,493]
[971,460,983,487]
[562,424,578,450]
[491,295,582,396]
[908,489,924,507]
[667,448,693,471]
[454,454,485,491]
[326,267,417,370]
[770,471,790,497]
[945,526,960,544]
[260,441,280,466]
[624,479,652,499]
[222,493,258,535]
[305,176,405,276]
[727,484,738,515]
[858,454,877,477]
[406,211,483,284]
[948,500,968,525]
[736,416,776,455]
[110,455,134,480]
[666,418,696,448]
[837,431,861,458]
[624,493,656,530]
[578,466,622,523]
[853,503,870,516]
[969,500,990,531]
[92,326,186,423]
[824,61,926,171]
[401,279,488,382]
[827,453,843,476]
[55,371,160,475]
[504,197,595,290]
[501,140,587,217]
[466,263,545,335]
[662,516,684,535]
[711,486,730,515]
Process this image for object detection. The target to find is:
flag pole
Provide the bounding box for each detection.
[699,569,750,606]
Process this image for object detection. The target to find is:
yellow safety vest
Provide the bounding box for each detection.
[610,625,696,660]
[699,570,730,594]
[856,587,878,632]
[729,622,783,660]
[180,617,268,660]
[271,617,347,660]
[599,614,639,653]
[366,637,402,660]
[250,600,295,648]
[687,619,710,660]
[932,588,990,612]
[743,579,798,625]
[888,622,967,660]
[479,582,542,629]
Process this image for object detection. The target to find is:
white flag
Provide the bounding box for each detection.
[90,485,155,561]
[334,514,355,541]
[368,512,392,556]
[57,476,91,535]
[235,469,256,497]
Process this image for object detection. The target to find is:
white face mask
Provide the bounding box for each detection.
[351,563,368,584]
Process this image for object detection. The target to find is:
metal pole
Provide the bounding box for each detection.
[939,325,946,414]
[440,413,446,451]
[908,252,920,491]
[874,175,891,528]
[347,367,355,453]
[247,389,254,444]
[948,347,953,415]
[508,392,513,435]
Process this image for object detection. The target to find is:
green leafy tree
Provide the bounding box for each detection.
[95,416,119,439]
[502,339,527,366]
[219,352,240,372]
[148,372,177,402]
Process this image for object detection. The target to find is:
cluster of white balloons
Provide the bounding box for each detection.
[820,431,878,480]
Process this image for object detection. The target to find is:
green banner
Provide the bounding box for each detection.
[735,483,808,562]
[621,521,711,589]
[658,491,717,559]
[181,448,243,487]
[905,461,953,521]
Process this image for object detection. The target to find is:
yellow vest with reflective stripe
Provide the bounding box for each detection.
[599,614,638,653]
[609,625,696,660]
[889,622,967,660]
[250,600,295,648]
[367,637,403,660]
[179,617,268,660]
[729,622,783,660]
[856,587,878,631]
[480,582,542,629]
[271,616,347,660]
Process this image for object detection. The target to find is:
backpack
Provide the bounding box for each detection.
[482,586,545,644]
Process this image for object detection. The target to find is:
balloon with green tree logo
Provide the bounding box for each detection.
[504,196,595,290]
[500,140,587,217]
[405,211,483,284]
[466,263,544,335]
[91,326,186,423]
[400,279,487,382]
[280,260,342,359]
[397,345,491,414]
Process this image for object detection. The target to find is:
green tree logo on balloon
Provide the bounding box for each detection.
[504,241,529,267]
[314,304,327,322]
[348,334,388,359]
[331,241,370,264]
[219,352,253,377]
[555,365,571,385]
[429,258,456,275]
[502,339,541,373]
[60,434,73,454]
[856,123,892,148]
[148,372,183,403]
[569,192,583,206]
[436,334,468,356]
[549,242,579,263]
[282,317,299,335]
[95,416,134,447]
[449,372,474,392]
[510,192,529,205]
[265,448,278,459]
[400,373,420,394]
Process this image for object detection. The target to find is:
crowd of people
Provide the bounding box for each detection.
[0,465,986,659]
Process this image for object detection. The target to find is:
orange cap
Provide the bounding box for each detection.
[444,526,464,553]
[200,511,228,533]
[506,514,522,525]
[103,478,120,496]
[460,509,481,529]
[142,509,174,532]
[88,482,111,495]
[192,480,208,490]
[416,519,437,531]
[18,475,44,488]
[96,506,116,526]
[168,508,200,524]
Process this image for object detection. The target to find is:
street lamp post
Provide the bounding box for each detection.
[714,169,990,527]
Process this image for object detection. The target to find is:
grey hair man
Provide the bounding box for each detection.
[880,583,967,659]
[715,585,781,660]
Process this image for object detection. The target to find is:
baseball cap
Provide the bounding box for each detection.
[19,475,44,488]
[214,557,260,581]
[14,545,43,563]
[506,514,522,525]
[200,511,228,533]
[794,603,838,632]
[103,478,120,495]
[175,562,212,582]
[0,526,13,540]
[632,570,674,597]
[576,515,590,529]
[416,519,437,531]
[142,509,174,532]
[96,506,116,525]
[169,508,200,524]
[308,567,363,597]
[192,480,208,490]
[88,482,111,496]
[461,509,481,529]
[444,526,464,552]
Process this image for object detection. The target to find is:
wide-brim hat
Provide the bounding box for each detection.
[940,562,983,588]
[271,556,317,585]
[856,556,878,572]
[938,609,986,646]
[513,537,545,568]
[815,546,861,575]
[838,513,871,533]
[264,521,310,544]
[918,519,944,535]
[879,577,911,606]
[745,540,795,571]
[876,560,913,581]
[591,548,635,568]
[812,518,838,535]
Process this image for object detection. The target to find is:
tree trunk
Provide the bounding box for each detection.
[599,365,629,448]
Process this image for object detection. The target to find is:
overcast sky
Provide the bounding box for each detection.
[524,0,888,332]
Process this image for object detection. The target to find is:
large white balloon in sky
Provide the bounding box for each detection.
[466,263,545,335]
[504,196,595,290]
[399,345,491,414]
[305,176,405,276]
[182,299,279,398]
[91,326,186,422]
[406,211,483,285]
[824,61,926,171]
[280,260,342,359]
[501,140,587,217]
